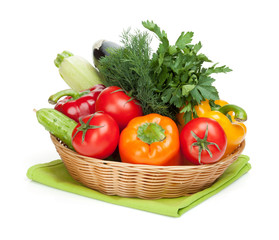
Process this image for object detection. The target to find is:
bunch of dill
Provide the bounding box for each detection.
[98,29,177,120]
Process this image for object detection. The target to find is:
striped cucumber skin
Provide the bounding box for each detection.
[36,108,77,150]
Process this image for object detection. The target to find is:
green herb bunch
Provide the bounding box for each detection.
[99,21,232,123]
[142,21,232,123]
[99,29,177,120]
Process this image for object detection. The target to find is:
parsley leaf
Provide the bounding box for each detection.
[175,31,194,49]
[182,84,196,96]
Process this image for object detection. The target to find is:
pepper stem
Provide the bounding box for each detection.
[137,123,166,144]
[48,89,83,104]
[218,104,247,122]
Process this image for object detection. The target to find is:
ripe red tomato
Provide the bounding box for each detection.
[95,86,143,130]
[180,117,227,165]
[72,112,119,159]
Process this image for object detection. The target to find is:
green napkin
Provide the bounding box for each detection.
[27,155,251,217]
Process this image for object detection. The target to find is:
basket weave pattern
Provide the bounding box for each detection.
[50,134,245,199]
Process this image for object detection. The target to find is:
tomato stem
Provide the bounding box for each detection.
[72,113,104,142]
[191,124,221,164]
[110,88,140,107]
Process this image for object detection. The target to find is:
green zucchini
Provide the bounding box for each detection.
[36,108,77,150]
[54,51,103,92]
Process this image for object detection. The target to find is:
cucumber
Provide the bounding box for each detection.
[36,108,77,150]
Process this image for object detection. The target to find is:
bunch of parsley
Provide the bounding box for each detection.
[142,20,232,123]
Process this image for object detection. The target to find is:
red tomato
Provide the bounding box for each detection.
[72,112,119,159]
[95,86,143,130]
[180,117,227,165]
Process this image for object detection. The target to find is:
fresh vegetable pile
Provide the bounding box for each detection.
[36,20,247,166]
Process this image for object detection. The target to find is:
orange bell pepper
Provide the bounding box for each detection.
[178,100,247,158]
[119,113,181,166]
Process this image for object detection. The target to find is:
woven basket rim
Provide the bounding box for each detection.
[50,134,245,171]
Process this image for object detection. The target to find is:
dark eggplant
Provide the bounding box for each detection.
[92,40,120,68]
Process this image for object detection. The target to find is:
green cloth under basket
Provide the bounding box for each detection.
[27,155,251,217]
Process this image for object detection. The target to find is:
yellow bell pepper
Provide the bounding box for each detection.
[178,100,247,158]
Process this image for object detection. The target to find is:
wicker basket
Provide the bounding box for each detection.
[50,134,245,199]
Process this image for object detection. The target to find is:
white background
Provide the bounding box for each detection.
[1,0,278,239]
